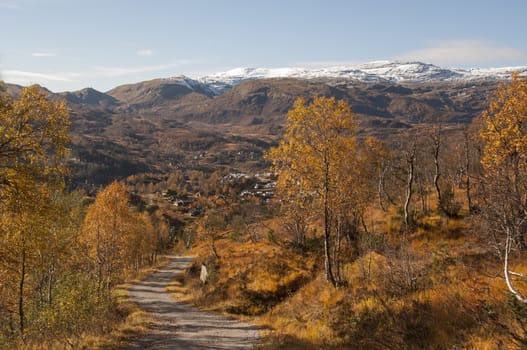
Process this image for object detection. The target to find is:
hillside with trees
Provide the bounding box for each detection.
[1,73,527,349]
[168,77,527,349]
[0,86,172,348]
[4,74,501,190]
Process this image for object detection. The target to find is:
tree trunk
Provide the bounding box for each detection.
[417,173,427,214]
[47,264,54,305]
[464,133,474,214]
[404,143,416,231]
[18,244,26,340]
[323,154,336,286]
[504,229,527,303]
[333,217,343,285]
[432,130,442,212]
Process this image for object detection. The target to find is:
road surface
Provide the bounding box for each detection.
[124,255,259,349]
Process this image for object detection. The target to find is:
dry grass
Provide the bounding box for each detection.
[171,232,315,317]
[163,210,527,349]
[258,277,342,347]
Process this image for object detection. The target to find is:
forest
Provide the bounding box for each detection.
[1,74,527,349]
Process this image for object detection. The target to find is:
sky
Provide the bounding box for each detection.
[1,0,526,92]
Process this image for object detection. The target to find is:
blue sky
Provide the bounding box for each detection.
[1,0,526,92]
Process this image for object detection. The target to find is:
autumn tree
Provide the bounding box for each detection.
[0,85,69,191]
[81,181,155,292]
[268,96,365,286]
[479,74,527,303]
[0,85,70,341]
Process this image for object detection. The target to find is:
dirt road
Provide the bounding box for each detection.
[124,255,259,349]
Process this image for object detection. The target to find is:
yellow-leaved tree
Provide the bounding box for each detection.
[268,96,366,286]
[479,73,527,303]
[81,181,156,293]
[0,85,70,339]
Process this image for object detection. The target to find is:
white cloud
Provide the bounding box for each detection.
[3,62,192,83]
[91,62,191,77]
[137,49,155,57]
[396,40,527,65]
[32,52,57,57]
[3,70,77,83]
[1,61,197,91]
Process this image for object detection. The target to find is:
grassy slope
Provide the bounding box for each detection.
[171,209,527,349]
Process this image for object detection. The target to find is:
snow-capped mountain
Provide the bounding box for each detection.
[161,76,217,96]
[196,61,527,95]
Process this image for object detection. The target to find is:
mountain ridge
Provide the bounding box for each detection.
[3,61,518,187]
[4,61,524,98]
[194,61,527,95]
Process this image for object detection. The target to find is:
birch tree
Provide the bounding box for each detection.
[81,181,155,291]
[479,73,527,303]
[0,85,70,340]
[268,96,362,287]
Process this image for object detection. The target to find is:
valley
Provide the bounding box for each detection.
[6,61,520,188]
[2,61,527,349]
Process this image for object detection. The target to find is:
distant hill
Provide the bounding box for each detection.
[106,77,215,110]
[60,88,118,107]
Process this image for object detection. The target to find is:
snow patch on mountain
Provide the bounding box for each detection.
[162,76,217,96]
[195,61,527,95]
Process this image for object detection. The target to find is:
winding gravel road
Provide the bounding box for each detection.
[124,255,259,350]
